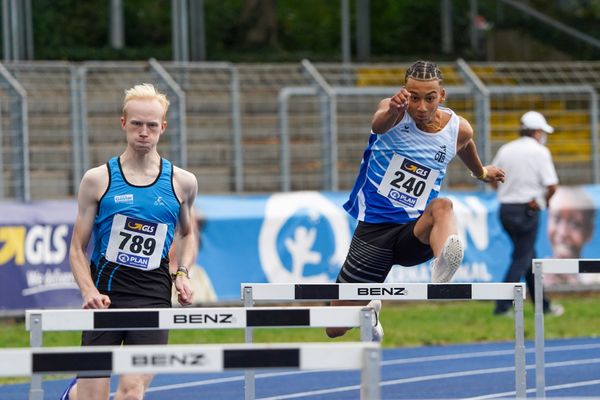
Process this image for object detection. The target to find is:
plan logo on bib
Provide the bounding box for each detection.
[258,192,351,283]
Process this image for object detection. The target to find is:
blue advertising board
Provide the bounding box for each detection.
[1,186,600,310]
[0,201,81,312]
[197,186,600,300]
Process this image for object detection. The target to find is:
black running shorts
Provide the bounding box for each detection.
[336,220,434,283]
[78,296,170,378]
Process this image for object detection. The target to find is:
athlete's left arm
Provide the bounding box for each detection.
[456,116,505,183]
[173,167,199,306]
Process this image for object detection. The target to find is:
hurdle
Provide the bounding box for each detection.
[0,342,380,399]
[533,258,600,398]
[25,306,374,400]
[242,282,527,399]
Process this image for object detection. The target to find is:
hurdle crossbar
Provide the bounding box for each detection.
[241,282,527,399]
[241,282,525,301]
[533,258,600,398]
[0,343,381,399]
[25,306,370,331]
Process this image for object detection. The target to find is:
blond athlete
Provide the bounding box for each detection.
[327,61,505,341]
[63,84,198,400]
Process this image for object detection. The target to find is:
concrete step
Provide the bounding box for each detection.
[186,142,233,166]
[191,166,233,193]
[29,144,73,170]
[29,169,72,199]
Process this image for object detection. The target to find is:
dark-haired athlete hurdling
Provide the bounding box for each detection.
[326,60,506,341]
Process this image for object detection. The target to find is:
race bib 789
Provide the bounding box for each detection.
[105,214,167,270]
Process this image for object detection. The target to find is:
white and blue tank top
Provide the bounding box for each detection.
[344,106,459,224]
[91,156,180,302]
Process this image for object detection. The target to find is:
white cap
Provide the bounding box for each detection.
[520,111,554,134]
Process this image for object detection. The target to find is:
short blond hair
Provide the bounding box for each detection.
[123,83,170,120]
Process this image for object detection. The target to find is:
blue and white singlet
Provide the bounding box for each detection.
[344,106,459,224]
[91,157,180,302]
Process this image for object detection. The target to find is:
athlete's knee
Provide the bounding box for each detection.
[116,388,144,400]
[428,198,454,218]
[115,379,146,400]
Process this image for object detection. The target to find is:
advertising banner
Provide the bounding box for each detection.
[197,187,600,300]
[1,186,600,310]
[0,201,81,313]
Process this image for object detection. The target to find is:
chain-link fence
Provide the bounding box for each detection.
[469,61,600,184]
[0,59,597,200]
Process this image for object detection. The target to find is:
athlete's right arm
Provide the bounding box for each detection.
[70,166,111,309]
[371,88,409,134]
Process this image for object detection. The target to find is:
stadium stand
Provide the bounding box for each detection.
[0,60,597,199]
[4,62,73,198]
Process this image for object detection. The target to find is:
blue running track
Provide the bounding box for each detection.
[1,337,599,399]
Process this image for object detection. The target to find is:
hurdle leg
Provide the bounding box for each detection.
[243,286,255,400]
[360,347,381,400]
[534,260,546,398]
[513,286,526,399]
[359,307,374,342]
[28,312,43,400]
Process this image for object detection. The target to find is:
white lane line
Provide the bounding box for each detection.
[256,357,600,400]
[143,370,321,394]
[465,379,600,399]
[383,342,600,366]
[140,342,600,395]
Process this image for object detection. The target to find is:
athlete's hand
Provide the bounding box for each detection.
[82,289,111,309]
[175,276,194,306]
[481,165,506,183]
[388,87,409,114]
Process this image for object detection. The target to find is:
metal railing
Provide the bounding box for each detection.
[0,62,29,200]
[0,59,597,199]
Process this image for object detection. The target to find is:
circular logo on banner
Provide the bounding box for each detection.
[258,192,351,283]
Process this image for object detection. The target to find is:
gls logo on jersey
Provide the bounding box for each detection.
[125,217,157,235]
[400,159,431,179]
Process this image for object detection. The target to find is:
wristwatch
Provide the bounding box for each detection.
[172,266,190,280]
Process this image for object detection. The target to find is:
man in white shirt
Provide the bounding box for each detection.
[491,111,563,316]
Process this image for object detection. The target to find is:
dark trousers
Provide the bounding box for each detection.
[495,203,550,314]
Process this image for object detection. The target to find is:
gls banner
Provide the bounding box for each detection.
[0,201,81,312]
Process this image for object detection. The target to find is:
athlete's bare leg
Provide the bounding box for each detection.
[414,198,464,282]
[72,378,109,400]
[413,198,457,255]
[114,373,154,400]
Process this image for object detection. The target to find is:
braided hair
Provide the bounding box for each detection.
[404,61,443,83]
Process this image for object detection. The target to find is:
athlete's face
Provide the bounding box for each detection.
[404,78,445,129]
[121,99,167,154]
